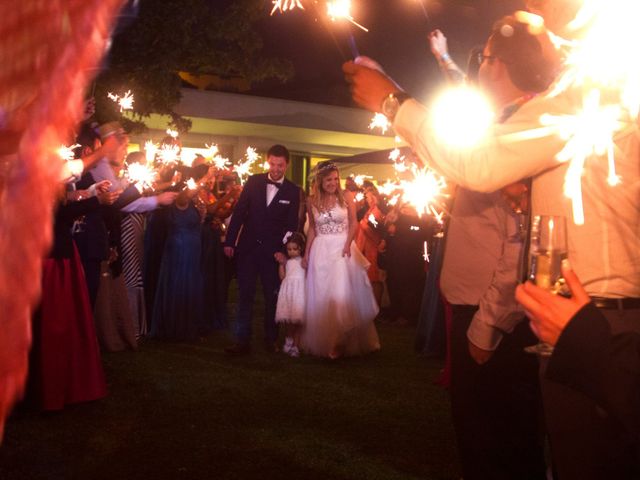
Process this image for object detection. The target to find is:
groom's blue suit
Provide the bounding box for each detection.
[225,173,301,346]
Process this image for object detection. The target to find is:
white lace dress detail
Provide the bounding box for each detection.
[300,203,380,358]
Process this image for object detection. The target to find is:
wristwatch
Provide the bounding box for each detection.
[381,92,411,122]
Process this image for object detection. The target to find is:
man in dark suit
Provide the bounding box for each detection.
[224,145,301,354]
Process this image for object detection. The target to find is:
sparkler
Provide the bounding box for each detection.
[423,241,430,262]
[398,164,447,220]
[57,144,80,162]
[270,0,304,15]
[166,128,179,139]
[353,174,372,187]
[430,86,495,149]
[354,192,364,202]
[369,113,391,134]
[535,0,640,225]
[233,146,261,184]
[107,90,134,112]
[124,162,157,192]
[158,144,181,165]
[327,0,368,32]
[367,213,378,227]
[185,178,198,191]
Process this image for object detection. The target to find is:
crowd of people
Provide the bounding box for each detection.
[344,0,639,479]
[16,0,640,478]
[28,120,438,414]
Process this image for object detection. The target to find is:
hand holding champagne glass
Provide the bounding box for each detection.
[525,215,568,355]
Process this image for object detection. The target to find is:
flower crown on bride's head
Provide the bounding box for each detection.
[317,161,337,172]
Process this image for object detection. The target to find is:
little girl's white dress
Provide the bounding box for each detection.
[275,257,306,324]
[301,203,380,358]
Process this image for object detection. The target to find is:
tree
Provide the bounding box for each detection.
[94,0,292,132]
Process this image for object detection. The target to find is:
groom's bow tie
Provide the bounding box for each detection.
[266,179,282,189]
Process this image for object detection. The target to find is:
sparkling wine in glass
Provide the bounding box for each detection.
[525,215,568,356]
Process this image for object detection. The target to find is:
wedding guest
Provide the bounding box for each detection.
[301,161,380,359]
[275,232,307,357]
[151,188,205,341]
[30,183,117,410]
[355,186,385,307]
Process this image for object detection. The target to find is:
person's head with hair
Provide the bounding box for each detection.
[310,160,346,209]
[284,232,306,259]
[364,186,381,209]
[479,15,560,106]
[266,144,290,183]
[74,122,101,158]
[125,150,146,165]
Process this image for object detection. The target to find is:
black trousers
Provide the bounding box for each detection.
[450,305,546,480]
[541,306,640,480]
[233,245,280,345]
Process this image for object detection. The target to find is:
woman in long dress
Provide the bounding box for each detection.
[301,161,380,359]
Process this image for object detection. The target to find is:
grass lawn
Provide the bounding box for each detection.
[0,303,459,479]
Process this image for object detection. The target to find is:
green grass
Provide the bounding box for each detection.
[0,309,458,479]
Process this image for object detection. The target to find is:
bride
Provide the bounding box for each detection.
[301,161,380,359]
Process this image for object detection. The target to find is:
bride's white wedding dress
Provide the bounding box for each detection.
[301,202,380,358]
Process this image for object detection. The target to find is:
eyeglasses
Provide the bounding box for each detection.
[474,52,498,66]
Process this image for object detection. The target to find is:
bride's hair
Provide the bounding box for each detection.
[309,161,346,210]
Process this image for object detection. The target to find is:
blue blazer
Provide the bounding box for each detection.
[225,173,301,255]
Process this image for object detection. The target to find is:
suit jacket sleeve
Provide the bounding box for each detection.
[547,303,640,436]
[225,176,253,248]
[287,184,301,234]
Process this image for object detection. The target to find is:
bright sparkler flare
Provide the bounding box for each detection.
[540,89,623,225]
[353,174,371,187]
[158,144,181,165]
[166,128,179,139]
[327,0,369,32]
[186,178,198,191]
[144,140,159,164]
[354,192,364,202]
[398,165,447,219]
[233,146,261,184]
[205,143,219,158]
[431,86,495,149]
[369,113,391,134]
[367,213,378,227]
[537,0,640,225]
[107,90,134,112]
[57,144,80,162]
[270,0,304,15]
[124,162,157,191]
[212,155,231,170]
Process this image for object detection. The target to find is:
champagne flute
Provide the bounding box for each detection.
[524,215,568,356]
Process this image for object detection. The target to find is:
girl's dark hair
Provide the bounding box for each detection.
[286,232,306,253]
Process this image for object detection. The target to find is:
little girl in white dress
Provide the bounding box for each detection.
[275,233,306,357]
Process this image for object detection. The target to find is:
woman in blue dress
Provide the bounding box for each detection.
[151,189,204,341]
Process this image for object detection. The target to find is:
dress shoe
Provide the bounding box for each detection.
[224,343,251,356]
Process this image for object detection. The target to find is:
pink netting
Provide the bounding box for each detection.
[0,0,125,439]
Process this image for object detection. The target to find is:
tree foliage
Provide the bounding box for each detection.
[94,0,292,132]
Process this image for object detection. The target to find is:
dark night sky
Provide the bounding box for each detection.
[251,0,525,106]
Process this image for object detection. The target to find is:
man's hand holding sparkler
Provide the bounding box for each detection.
[343,57,402,113]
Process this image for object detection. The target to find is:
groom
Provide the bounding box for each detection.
[224,144,302,354]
